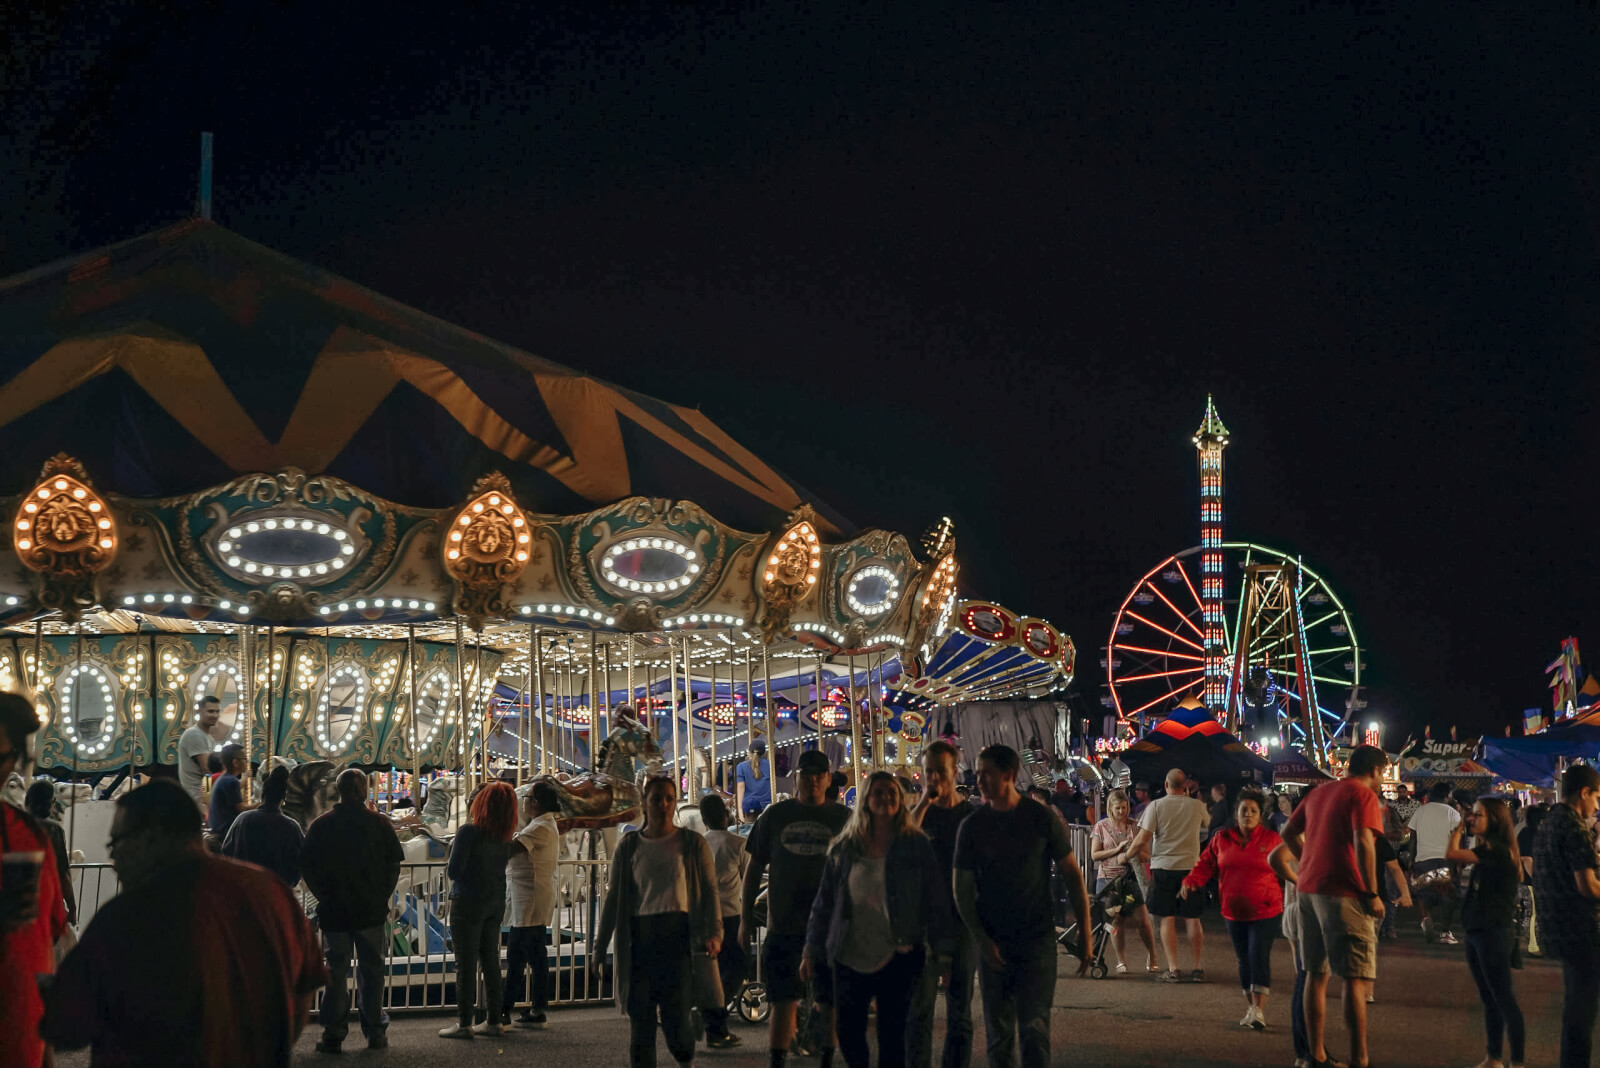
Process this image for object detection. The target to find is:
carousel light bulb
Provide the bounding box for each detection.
[331,559,345,569]
[53,479,66,490]
[341,544,354,556]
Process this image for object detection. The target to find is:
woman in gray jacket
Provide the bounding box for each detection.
[594,775,722,1068]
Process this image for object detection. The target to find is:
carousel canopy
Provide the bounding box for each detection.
[1122,699,1273,786]
[0,220,846,534]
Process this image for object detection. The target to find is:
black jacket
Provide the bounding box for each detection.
[300,800,404,932]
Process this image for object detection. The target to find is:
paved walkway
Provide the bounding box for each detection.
[57,917,1565,1066]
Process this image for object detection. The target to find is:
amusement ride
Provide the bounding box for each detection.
[1104,399,1365,767]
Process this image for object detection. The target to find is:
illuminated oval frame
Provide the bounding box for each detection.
[845,563,902,618]
[598,532,701,598]
[208,511,366,585]
[315,662,370,757]
[191,661,245,747]
[58,662,120,757]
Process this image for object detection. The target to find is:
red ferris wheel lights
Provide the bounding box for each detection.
[1123,610,1205,653]
[1125,676,1206,719]
[1144,582,1206,641]
[1169,558,1205,621]
[1114,644,1205,663]
[1117,665,1204,683]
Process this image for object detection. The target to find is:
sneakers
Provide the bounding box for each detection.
[1238,1007,1255,1027]
[1238,1005,1265,1030]
[438,1025,474,1040]
[313,1039,343,1054]
[1189,969,1206,983]
[515,1011,549,1029]
[1115,962,1128,974]
[705,1032,742,1049]
[1438,932,1460,945]
[472,1020,505,1036]
[1157,969,1183,982]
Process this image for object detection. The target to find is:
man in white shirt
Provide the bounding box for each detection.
[177,696,222,806]
[1407,781,1462,944]
[1127,768,1209,981]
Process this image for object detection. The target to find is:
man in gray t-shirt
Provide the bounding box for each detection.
[177,696,223,804]
[1127,768,1210,980]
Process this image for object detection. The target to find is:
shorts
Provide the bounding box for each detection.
[762,932,834,1004]
[1298,891,1377,981]
[1147,868,1202,919]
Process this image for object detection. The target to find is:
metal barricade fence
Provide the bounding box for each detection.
[70,851,617,1015]
[1068,824,1095,886]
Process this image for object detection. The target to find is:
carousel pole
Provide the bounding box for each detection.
[408,624,421,809]
[847,653,863,783]
[531,626,545,776]
[454,619,466,786]
[475,638,486,785]
[667,638,679,787]
[762,643,774,771]
[519,631,532,788]
[628,638,637,713]
[745,647,754,757]
[684,636,696,799]
[588,635,599,772]
[815,652,826,755]
[601,640,612,746]
[69,625,82,854]
[261,626,274,796]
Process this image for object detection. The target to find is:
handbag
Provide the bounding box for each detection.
[692,948,725,1009]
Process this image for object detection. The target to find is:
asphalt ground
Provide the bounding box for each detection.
[56,913,1566,1067]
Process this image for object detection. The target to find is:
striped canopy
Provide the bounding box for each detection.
[0,220,846,533]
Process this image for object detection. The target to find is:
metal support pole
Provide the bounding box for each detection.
[848,654,863,783]
[588,635,599,772]
[532,626,545,776]
[408,625,421,807]
[670,638,682,791]
[454,619,466,782]
[601,641,612,744]
[762,643,774,764]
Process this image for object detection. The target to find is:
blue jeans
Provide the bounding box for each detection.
[1225,917,1276,993]
[836,947,924,1068]
[321,925,390,1043]
[502,925,549,1015]
[977,938,1056,1068]
[905,928,976,1068]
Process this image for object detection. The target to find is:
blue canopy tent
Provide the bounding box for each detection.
[1478,727,1600,788]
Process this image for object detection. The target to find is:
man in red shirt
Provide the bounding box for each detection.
[41,779,326,1067]
[1279,744,1388,1068]
[0,693,68,1068]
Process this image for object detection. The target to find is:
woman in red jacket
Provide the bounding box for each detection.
[1180,788,1282,1031]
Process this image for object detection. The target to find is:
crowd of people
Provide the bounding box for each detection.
[6,688,1600,1068]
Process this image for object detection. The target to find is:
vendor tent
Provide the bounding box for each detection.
[1121,699,1272,787]
[1479,727,1600,788]
[1271,748,1332,784]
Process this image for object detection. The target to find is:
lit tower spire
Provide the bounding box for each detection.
[1192,397,1230,715]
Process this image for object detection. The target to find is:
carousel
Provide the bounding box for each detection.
[0,219,1076,864]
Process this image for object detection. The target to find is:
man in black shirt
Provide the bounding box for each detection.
[907,740,974,1068]
[954,745,1090,1068]
[743,748,849,1068]
[1533,762,1600,1068]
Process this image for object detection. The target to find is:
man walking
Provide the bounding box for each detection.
[953,744,1091,1068]
[1127,768,1209,981]
[1409,781,1462,943]
[42,779,325,1066]
[907,739,975,1068]
[742,747,849,1068]
[1279,744,1388,1068]
[177,694,222,806]
[1532,762,1600,1068]
[300,769,405,1053]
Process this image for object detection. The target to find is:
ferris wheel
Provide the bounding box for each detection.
[1105,542,1363,754]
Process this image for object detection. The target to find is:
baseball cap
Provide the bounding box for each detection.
[797,749,830,775]
[751,739,767,754]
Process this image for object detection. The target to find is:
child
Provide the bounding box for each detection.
[1268,841,1310,1068]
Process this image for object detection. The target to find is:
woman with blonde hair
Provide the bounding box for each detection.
[1089,788,1159,973]
[802,770,951,1068]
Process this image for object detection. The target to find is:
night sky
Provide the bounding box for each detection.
[3,5,1597,741]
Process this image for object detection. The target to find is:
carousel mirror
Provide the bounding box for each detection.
[413,670,450,748]
[600,536,700,595]
[193,663,243,746]
[846,565,900,617]
[59,664,116,755]
[316,664,368,755]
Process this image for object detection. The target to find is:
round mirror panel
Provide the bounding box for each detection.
[193,663,244,747]
[60,665,116,755]
[316,665,368,755]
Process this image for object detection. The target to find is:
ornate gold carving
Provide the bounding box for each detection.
[443,473,532,626]
[14,455,117,620]
[756,506,822,642]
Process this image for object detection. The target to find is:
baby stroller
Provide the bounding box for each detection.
[1059,870,1140,980]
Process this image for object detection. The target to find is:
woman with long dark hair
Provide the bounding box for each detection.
[440,781,519,1040]
[594,775,721,1068]
[1180,788,1282,1031]
[1446,798,1525,1068]
[802,770,949,1068]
